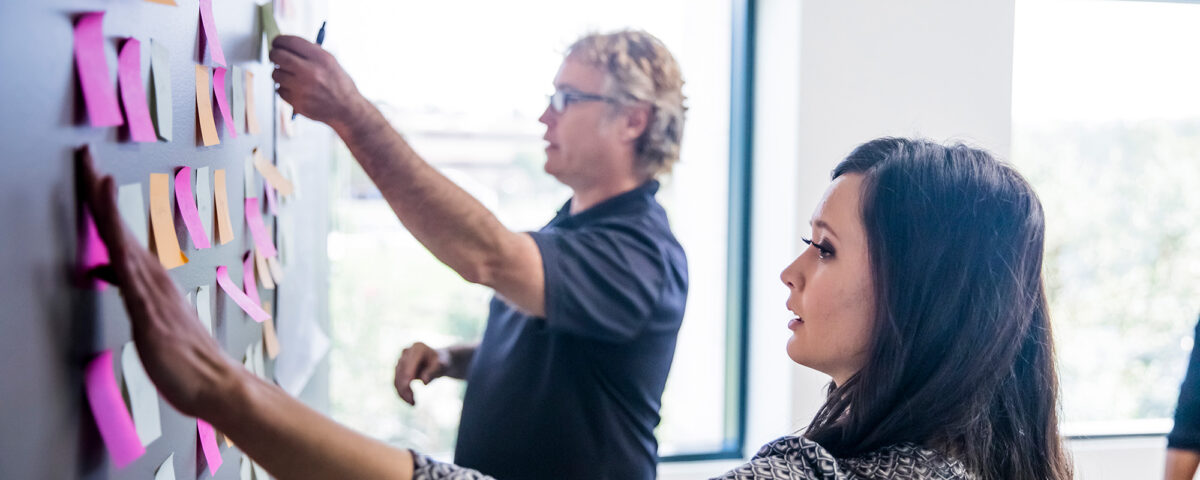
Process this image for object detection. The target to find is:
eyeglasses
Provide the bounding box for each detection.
[548,90,619,113]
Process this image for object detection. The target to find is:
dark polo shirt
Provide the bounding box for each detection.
[453,180,688,480]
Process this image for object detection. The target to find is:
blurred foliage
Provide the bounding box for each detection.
[1013,119,1200,423]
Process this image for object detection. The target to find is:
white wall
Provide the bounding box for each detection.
[661,0,1166,478]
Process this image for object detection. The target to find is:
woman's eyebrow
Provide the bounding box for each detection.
[809,219,840,240]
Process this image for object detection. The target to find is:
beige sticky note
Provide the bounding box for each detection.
[195,65,219,146]
[266,256,285,284]
[213,169,235,244]
[255,249,275,290]
[278,102,294,137]
[245,70,260,135]
[252,149,294,196]
[262,307,281,359]
[148,173,187,269]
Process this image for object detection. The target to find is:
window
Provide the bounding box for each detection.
[325,0,740,458]
[1012,0,1200,434]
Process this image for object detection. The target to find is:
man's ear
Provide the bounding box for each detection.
[621,104,651,142]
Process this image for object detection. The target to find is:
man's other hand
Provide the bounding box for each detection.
[393,342,450,406]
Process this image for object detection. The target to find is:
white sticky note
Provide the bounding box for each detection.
[121,342,162,446]
[251,341,266,379]
[244,154,257,197]
[240,454,253,480]
[155,453,177,480]
[231,66,246,135]
[196,167,214,243]
[196,285,213,335]
[275,295,331,396]
[117,183,149,248]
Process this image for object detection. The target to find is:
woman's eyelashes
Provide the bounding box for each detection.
[801,237,835,259]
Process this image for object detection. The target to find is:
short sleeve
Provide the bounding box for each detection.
[1169,317,1200,451]
[529,221,672,343]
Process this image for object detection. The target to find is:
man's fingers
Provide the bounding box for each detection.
[418,359,441,384]
[269,46,306,72]
[271,68,294,85]
[271,35,317,60]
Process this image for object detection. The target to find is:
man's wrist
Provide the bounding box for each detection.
[329,94,376,137]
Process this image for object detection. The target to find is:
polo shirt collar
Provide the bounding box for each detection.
[551,180,660,227]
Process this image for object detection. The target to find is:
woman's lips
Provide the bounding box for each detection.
[787,317,803,330]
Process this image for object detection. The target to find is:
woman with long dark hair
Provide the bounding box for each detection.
[77,137,1071,479]
[715,137,1073,479]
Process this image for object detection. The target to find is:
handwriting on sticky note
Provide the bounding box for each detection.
[244,197,277,257]
[213,67,238,138]
[84,350,145,468]
[121,342,162,446]
[175,167,211,249]
[195,66,220,146]
[216,265,270,322]
[196,419,223,475]
[74,12,123,127]
[117,183,149,248]
[198,0,226,66]
[117,38,157,142]
[149,173,187,269]
[245,70,260,134]
[253,149,295,196]
[213,169,234,244]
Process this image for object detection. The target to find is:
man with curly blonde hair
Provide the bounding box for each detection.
[271,29,690,479]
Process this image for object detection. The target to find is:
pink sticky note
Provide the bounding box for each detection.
[216,265,270,322]
[79,207,111,290]
[174,167,212,249]
[212,67,237,138]
[198,0,226,66]
[244,198,276,257]
[74,12,123,127]
[242,252,261,305]
[264,178,278,215]
[84,351,146,468]
[196,419,223,475]
[117,38,157,142]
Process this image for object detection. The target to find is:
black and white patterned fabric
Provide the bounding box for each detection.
[413,452,496,480]
[711,436,973,480]
[412,435,972,480]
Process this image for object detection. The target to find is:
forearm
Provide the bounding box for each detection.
[440,342,480,380]
[1166,448,1200,480]
[332,98,520,286]
[212,369,414,480]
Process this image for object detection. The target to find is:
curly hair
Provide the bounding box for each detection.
[566,30,687,179]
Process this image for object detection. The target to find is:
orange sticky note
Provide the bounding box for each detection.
[255,249,274,290]
[143,0,177,5]
[148,173,187,269]
[245,70,260,135]
[195,65,219,146]
[262,308,280,359]
[213,169,235,245]
[252,149,294,196]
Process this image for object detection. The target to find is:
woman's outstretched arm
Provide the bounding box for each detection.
[78,146,414,480]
